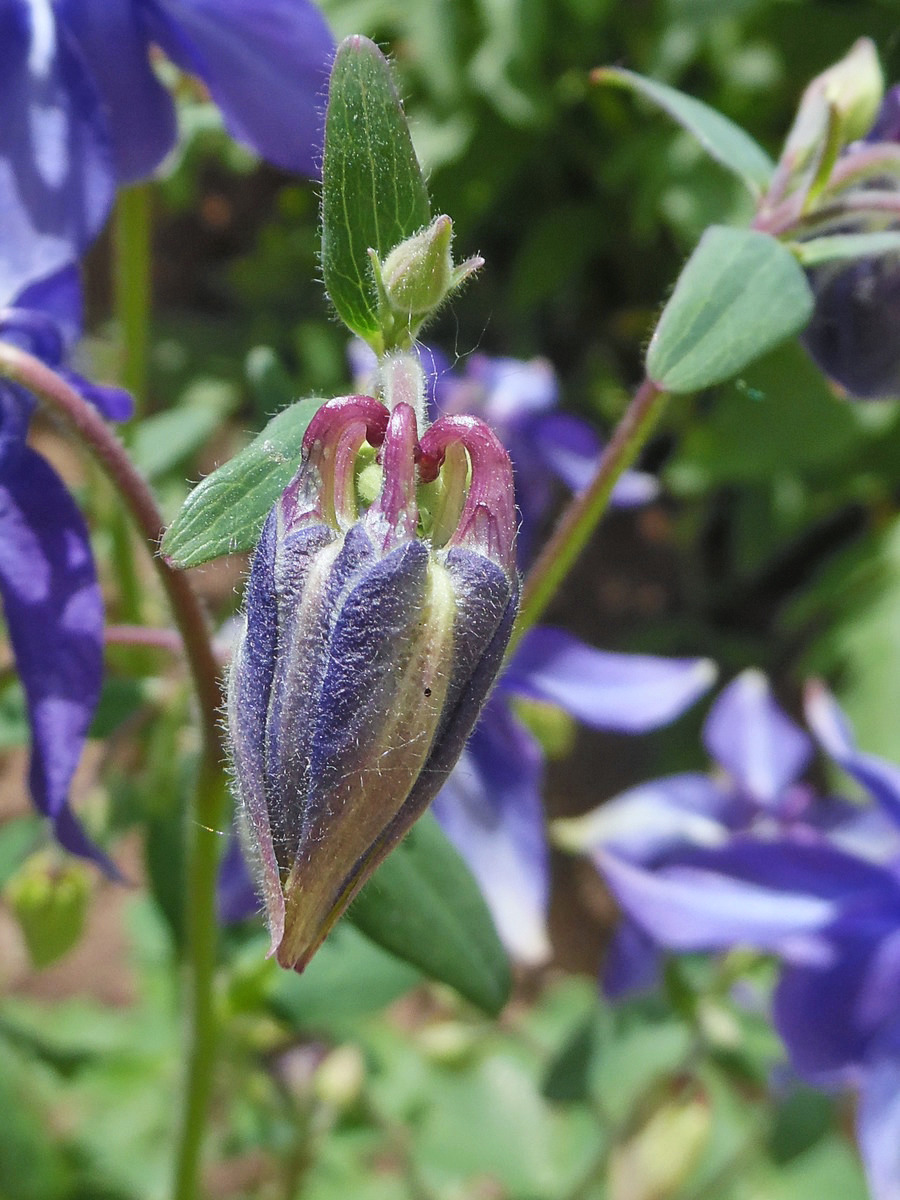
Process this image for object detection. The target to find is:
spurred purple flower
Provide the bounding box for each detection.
[228,395,519,971]
[572,675,900,1200]
[1,0,334,298]
[0,266,132,868]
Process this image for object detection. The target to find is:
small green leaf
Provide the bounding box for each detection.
[793,231,900,266]
[348,814,511,1015]
[322,36,431,343]
[160,397,321,567]
[646,226,814,393]
[130,380,238,480]
[595,67,774,194]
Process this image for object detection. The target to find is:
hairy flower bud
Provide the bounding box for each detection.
[228,394,518,970]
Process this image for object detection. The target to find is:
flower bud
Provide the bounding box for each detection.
[228,394,518,971]
[782,38,884,171]
[370,216,483,339]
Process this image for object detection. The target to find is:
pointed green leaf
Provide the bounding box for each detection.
[160,397,322,568]
[348,814,511,1015]
[646,226,814,393]
[595,67,774,194]
[322,36,431,342]
[793,231,900,266]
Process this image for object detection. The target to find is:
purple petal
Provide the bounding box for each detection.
[10,263,82,349]
[526,411,600,492]
[0,1,115,301]
[553,772,733,864]
[599,850,838,958]
[432,696,550,964]
[867,86,900,145]
[217,833,261,925]
[53,0,175,183]
[601,918,663,1000]
[0,445,112,870]
[144,0,335,176]
[703,670,813,806]
[448,355,558,424]
[858,1054,900,1200]
[805,681,900,826]
[502,627,716,732]
[59,368,134,422]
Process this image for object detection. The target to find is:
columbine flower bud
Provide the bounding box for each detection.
[228,394,518,971]
[782,38,883,171]
[370,216,483,340]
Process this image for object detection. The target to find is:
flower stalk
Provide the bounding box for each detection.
[513,378,669,646]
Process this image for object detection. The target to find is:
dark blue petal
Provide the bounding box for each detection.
[857,1053,900,1200]
[217,833,261,925]
[432,696,550,964]
[54,0,176,182]
[0,1,114,301]
[806,682,900,827]
[58,368,134,422]
[144,0,335,176]
[599,849,838,958]
[0,445,112,870]
[866,86,900,144]
[801,256,900,401]
[703,670,813,806]
[503,627,716,732]
[9,262,82,350]
[601,918,662,1000]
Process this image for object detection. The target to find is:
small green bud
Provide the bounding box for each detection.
[6,853,91,969]
[313,1045,366,1110]
[783,38,884,168]
[608,1096,711,1200]
[370,215,483,342]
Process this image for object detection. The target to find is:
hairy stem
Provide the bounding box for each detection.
[513,378,668,646]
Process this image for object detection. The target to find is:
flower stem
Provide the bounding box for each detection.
[0,343,227,1200]
[114,184,153,407]
[512,378,669,647]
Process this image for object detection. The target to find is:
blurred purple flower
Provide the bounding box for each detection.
[578,676,900,1200]
[1,0,334,299]
[432,633,716,963]
[349,343,659,566]
[801,84,900,400]
[0,265,132,869]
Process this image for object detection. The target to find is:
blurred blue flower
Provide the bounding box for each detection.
[349,343,659,565]
[578,676,900,1200]
[432,632,716,963]
[1,0,334,299]
[0,265,132,869]
[801,84,900,400]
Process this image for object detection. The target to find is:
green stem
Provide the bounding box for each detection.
[0,344,227,1200]
[114,184,153,407]
[111,184,154,624]
[512,378,669,648]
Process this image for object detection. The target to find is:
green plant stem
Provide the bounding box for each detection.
[0,343,227,1200]
[512,378,669,648]
[115,184,153,406]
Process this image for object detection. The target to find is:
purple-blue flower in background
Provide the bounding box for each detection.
[800,81,900,401]
[432,634,716,963]
[567,674,900,1200]
[0,265,132,869]
[1,0,334,299]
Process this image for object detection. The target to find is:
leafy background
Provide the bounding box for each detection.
[2,0,899,1196]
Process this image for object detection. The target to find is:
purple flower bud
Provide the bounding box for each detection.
[228,395,518,971]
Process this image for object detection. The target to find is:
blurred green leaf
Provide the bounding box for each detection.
[160,396,321,567]
[793,231,900,266]
[647,226,814,393]
[129,380,238,480]
[596,67,774,194]
[348,814,511,1016]
[542,1013,598,1103]
[6,856,91,969]
[269,923,420,1030]
[321,35,431,342]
